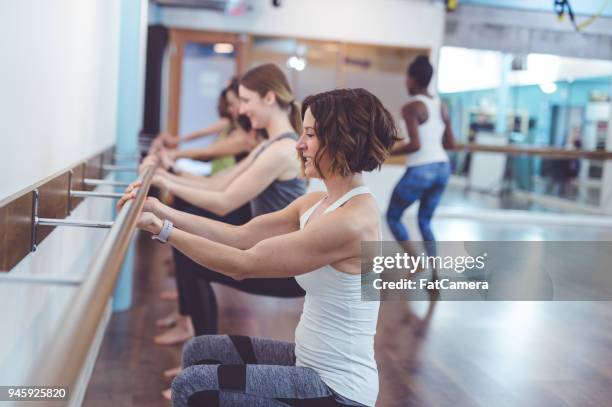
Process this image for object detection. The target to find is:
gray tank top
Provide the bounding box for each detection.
[250,132,306,216]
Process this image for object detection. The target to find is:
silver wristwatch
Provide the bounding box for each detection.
[152,219,173,243]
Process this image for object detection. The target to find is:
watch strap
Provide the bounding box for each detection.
[152,219,173,243]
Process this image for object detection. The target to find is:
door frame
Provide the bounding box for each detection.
[166,29,250,135]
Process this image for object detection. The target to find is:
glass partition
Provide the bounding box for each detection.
[439,47,612,210]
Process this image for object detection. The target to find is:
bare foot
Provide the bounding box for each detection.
[156,312,178,329]
[159,289,178,301]
[154,316,194,346]
[164,366,181,378]
[162,388,171,400]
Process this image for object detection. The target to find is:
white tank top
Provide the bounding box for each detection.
[403,94,448,168]
[295,186,380,407]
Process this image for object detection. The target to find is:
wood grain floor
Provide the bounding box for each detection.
[84,231,612,406]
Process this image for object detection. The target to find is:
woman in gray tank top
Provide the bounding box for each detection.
[119,88,400,406]
[149,64,306,218]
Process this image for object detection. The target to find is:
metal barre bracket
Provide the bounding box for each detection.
[68,171,127,214]
[70,191,124,199]
[113,153,140,161]
[102,164,138,173]
[0,273,81,286]
[84,178,131,188]
[31,189,114,252]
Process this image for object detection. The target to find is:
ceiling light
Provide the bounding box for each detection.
[214,43,234,54]
[287,56,306,71]
[539,82,557,94]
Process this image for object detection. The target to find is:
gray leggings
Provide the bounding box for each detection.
[171,335,365,407]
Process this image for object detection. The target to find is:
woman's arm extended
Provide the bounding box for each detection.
[158,118,231,148]
[160,168,235,191]
[152,193,319,249]
[165,146,288,216]
[118,191,323,250]
[172,129,251,161]
[157,147,260,191]
[152,208,360,280]
[180,118,230,143]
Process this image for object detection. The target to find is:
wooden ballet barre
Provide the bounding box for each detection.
[454,143,612,160]
[24,164,156,403]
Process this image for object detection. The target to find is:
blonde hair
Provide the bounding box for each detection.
[240,64,302,135]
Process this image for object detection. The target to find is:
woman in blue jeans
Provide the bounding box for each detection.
[386,56,456,256]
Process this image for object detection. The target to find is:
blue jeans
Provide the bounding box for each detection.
[386,162,450,254]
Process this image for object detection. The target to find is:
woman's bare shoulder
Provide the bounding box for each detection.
[335,194,381,234]
[293,190,326,215]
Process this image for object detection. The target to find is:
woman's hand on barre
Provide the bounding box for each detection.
[139,155,159,173]
[143,196,160,213]
[151,170,170,193]
[116,190,162,233]
[137,211,163,234]
[116,183,140,211]
[148,137,164,155]
[116,184,161,213]
[139,149,176,173]
[157,132,179,148]
[158,148,176,171]
[126,167,170,200]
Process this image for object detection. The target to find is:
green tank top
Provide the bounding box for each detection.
[210,125,236,175]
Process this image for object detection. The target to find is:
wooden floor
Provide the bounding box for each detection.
[84,231,612,406]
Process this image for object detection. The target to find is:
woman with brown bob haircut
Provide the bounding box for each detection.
[119,88,398,406]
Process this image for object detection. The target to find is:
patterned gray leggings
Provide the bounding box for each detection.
[171,335,365,406]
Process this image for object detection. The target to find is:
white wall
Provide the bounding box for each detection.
[159,0,446,61]
[0,0,126,396]
[439,47,612,93]
[161,0,444,49]
[0,0,121,201]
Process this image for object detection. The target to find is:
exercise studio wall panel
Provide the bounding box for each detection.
[0,0,121,201]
